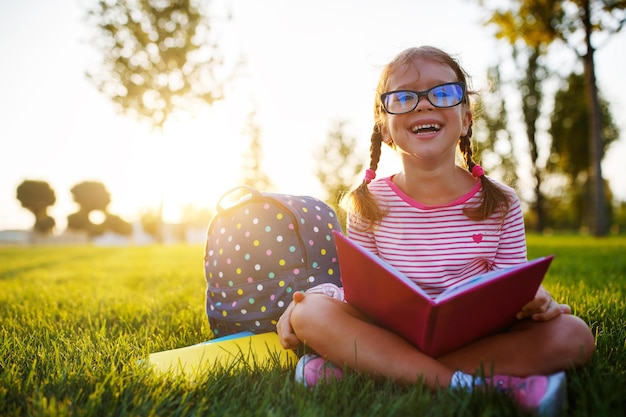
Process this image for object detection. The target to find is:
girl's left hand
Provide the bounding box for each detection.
[516,285,572,321]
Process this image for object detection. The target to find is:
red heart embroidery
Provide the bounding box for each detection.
[472,233,483,243]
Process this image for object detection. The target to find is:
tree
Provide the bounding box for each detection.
[67,211,106,237]
[314,120,364,227]
[480,1,558,231]
[472,66,519,189]
[240,111,274,191]
[104,214,133,236]
[614,201,626,233]
[85,0,237,241]
[140,208,161,239]
[519,47,549,231]
[548,71,619,229]
[85,0,234,130]
[480,0,626,235]
[573,0,625,236]
[16,180,56,234]
[67,181,110,236]
[67,181,132,237]
[70,181,111,213]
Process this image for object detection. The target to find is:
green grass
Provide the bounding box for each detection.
[1,236,625,416]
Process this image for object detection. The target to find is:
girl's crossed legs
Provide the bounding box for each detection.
[289,293,595,387]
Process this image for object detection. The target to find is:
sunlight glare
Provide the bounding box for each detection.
[88,210,106,225]
[148,96,252,223]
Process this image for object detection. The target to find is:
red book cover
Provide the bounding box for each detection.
[334,231,553,357]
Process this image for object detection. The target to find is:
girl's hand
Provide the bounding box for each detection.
[516,285,572,321]
[276,292,306,350]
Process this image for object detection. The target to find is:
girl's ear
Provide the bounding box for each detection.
[380,124,392,145]
[461,107,473,137]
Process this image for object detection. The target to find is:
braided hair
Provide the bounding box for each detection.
[342,46,512,231]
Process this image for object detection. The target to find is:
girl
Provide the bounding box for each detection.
[276,46,594,415]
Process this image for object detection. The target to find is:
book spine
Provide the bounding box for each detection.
[421,305,438,356]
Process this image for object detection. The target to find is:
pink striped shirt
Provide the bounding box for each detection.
[345,176,527,299]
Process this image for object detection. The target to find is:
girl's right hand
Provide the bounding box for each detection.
[276,292,306,350]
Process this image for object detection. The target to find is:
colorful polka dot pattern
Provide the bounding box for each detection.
[205,192,342,336]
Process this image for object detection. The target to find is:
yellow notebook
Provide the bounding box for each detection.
[147,331,297,377]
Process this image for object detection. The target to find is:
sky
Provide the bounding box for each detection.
[1,0,625,232]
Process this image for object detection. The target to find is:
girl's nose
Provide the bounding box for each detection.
[414,95,434,111]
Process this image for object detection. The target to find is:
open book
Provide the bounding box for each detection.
[333,231,554,357]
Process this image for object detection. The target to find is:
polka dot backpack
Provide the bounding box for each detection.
[204,187,343,337]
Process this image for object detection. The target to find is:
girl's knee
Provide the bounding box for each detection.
[518,313,594,369]
[290,294,337,337]
[543,314,595,367]
[563,314,595,364]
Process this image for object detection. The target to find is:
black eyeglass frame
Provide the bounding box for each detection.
[380,82,467,114]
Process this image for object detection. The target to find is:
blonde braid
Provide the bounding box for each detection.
[341,125,387,231]
[459,125,512,221]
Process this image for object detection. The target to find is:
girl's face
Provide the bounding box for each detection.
[381,59,472,169]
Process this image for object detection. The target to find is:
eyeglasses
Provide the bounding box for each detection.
[380,82,466,114]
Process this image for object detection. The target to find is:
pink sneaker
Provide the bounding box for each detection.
[294,354,343,387]
[489,371,567,416]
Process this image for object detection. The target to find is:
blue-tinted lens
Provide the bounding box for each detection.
[384,91,418,113]
[428,84,464,107]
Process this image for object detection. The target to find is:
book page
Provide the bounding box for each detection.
[434,265,517,303]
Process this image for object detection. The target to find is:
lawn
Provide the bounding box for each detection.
[1,235,625,416]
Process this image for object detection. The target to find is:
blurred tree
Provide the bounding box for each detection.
[70,181,111,212]
[85,0,235,130]
[85,0,238,241]
[472,66,519,188]
[67,211,106,237]
[518,47,549,232]
[240,111,274,191]
[16,179,56,234]
[104,214,133,236]
[548,71,619,229]
[67,181,132,237]
[140,208,161,239]
[480,0,626,236]
[613,201,626,234]
[314,120,364,227]
[480,2,555,231]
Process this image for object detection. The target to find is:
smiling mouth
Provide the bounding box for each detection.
[411,123,441,134]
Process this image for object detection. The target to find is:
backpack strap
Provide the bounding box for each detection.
[215,186,263,213]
